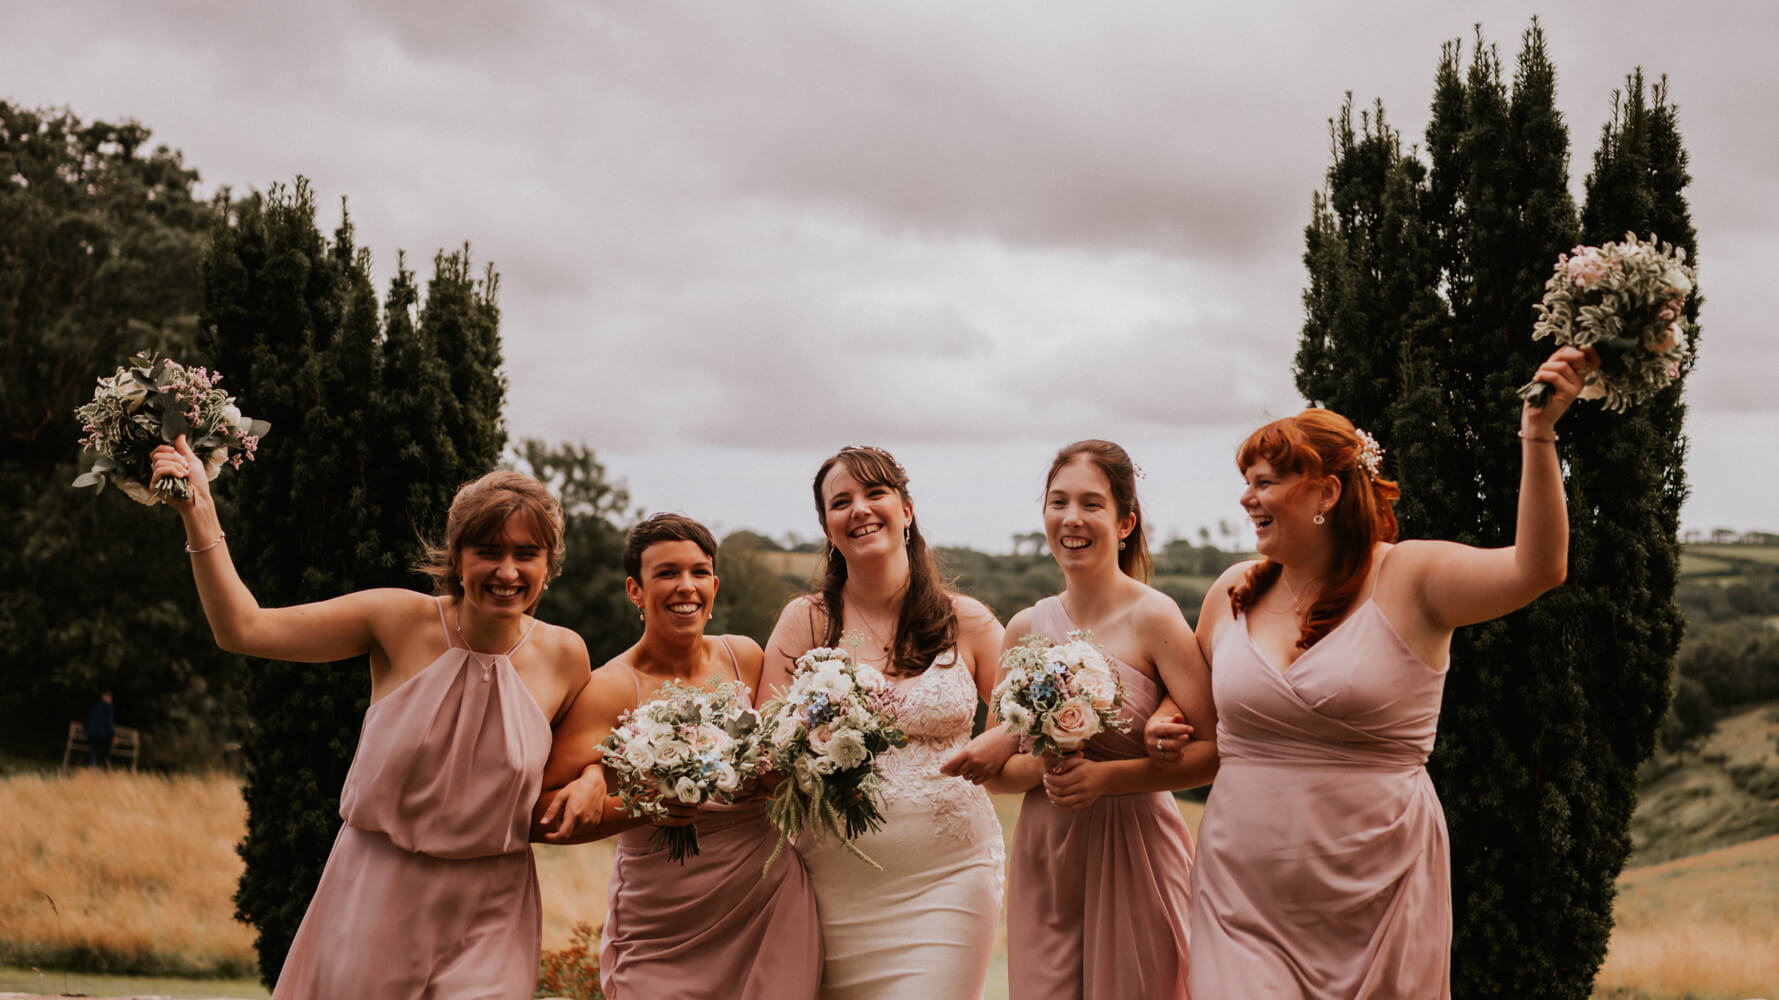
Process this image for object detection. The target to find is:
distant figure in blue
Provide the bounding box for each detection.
[84,690,115,768]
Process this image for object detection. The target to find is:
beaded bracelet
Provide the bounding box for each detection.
[185,531,227,554]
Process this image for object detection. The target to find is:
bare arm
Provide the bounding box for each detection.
[760,596,822,699]
[532,665,655,844]
[1404,346,1593,631]
[1139,592,1219,790]
[151,435,405,662]
[1149,562,1246,761]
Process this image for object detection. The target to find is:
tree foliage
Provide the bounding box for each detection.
[1297,22,1691,997]
[201,179,506,986]
[0,102,245,764]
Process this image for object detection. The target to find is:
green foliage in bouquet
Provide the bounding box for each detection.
[73,351,269,503]
[1519,233,1696,412]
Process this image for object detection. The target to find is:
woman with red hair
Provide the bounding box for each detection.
[1148,346,1595,997]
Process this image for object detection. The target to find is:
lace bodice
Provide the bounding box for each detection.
[875,653,1004,851]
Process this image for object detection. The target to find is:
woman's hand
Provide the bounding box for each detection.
[148,434,216,516]
[1144,713,1195,764]
[651,797,702,828]
[1521,345,1600,434]
[940,727,1018,785]
[1042,752,1108,811]
[538,759,608,843]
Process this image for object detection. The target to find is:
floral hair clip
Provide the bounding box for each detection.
[1354,428,1385,479]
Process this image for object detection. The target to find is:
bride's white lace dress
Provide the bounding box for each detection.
[797,651,1005,999]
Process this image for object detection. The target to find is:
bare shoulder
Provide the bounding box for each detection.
[950,593,1000,631]
[1002,606,1036,645]
[1135,583,1191,628]
[532,620,591,676]
[1214,559,1261,592]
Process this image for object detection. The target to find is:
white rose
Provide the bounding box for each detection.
[854,662,888,690]
[1662,267,1693,297]
[773,714,802,746]
[653,741,687,766]
[674,777,701,804]
[693,724,728,754]
[811,661,852,698]
[807,725,836,755]
[713,762,741,793]
[1041,696,1101,750]
[623,741,658,770]
[813,755,840,776]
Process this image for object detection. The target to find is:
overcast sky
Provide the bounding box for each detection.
[9,1,1775,551]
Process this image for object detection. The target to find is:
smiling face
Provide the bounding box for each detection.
[1240,459,1333,561]
[819,459,912,564]
[1044,455,1135,574]
[456,514,549,619]
[626,539,717,636]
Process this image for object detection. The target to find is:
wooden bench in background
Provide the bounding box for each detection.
[61,721,141,772]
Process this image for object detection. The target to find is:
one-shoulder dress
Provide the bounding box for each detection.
[1007,596,1195,1000]
[1189,590,1451,998]
[272,599,552,999]
[600,642,823,999]
[797,651,1004,999]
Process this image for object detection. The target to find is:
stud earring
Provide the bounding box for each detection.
[1118,539,1127,551]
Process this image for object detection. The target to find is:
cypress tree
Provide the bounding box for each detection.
[202,182,508,985]
[1299,22,1687,996]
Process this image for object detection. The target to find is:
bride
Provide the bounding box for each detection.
[761,445,1005,999]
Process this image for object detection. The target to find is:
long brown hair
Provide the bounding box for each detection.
[1228,409,1401,649]
[416,469,566,613]
[1045,439,1153,583]
[806,446,956,675]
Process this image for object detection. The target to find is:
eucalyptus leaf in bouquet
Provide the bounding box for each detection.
[1519,233,1697,413]
[73,352,268,505]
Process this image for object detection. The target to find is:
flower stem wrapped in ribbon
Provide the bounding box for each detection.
[756,646,907,874]
[73,351,269,505]
[1519,233,1697,413]
[992,630,1129,758]
[600,680,762,863]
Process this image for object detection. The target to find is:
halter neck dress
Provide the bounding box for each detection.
[1189,566,1452,999]
[271,598,552,999]
[599,640,823,999]
[1007,596,1195,999]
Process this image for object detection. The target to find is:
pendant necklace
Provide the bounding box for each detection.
[456,608,498,681]
[1277,573,1318,614]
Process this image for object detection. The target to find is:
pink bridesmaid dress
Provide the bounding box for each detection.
[1190,574,1452,998]
[600,644,823,1000]
[271,599,552,1000]
[1008,596,1195,1000]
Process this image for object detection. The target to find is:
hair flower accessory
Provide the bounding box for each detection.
[1354,427,1385,479]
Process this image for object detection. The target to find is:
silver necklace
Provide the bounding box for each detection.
[1277,573,1319,614]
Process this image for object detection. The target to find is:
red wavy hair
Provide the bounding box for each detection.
[1228,409,1401,649]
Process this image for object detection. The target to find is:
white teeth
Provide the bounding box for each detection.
[1060,538,1090,550]
[489,586,520,597]
[849,524,882,538]
[668,603,700,614]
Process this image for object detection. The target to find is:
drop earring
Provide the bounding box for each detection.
[1313,512,1326,525]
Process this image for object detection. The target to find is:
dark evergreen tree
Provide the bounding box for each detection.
[0,102,243,764]
[1299,23,1689,997]
[202,181,507,985]
[513,438,636,667]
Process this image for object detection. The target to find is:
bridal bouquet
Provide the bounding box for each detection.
[758,647,907,872]
[992,630,1128,757]
[1519,233,1697,413]
[600,679,762,863]
[73,352,269,505]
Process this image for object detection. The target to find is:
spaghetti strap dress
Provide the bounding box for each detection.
[1007,596,1195,1000]
[271,599,552,1000]
[1189,583,1452,998]
[599,639,823,1000]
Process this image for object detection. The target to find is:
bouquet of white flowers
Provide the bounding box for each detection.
[73,352,268,505]
[1519,233,1697,413]
[992,630,1128,758]
[600,679,762,863]
[757,647,906,873]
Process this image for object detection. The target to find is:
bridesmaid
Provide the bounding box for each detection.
[540,512,822,1000]
[149,436,591,999]
[1147,346,1595,997]
[761,445,1005,1000]
[991,439,1217,1000]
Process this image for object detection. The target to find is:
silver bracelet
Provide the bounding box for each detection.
[1517,429,1558,443]
[184,531,227,554]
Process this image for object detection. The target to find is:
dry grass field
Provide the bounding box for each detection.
[2,769,1774,999]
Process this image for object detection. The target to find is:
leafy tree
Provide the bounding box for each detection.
[1298,23,1691,997]
[202,180,506,985]
[511,438,636,668]
[0,102,243,764]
